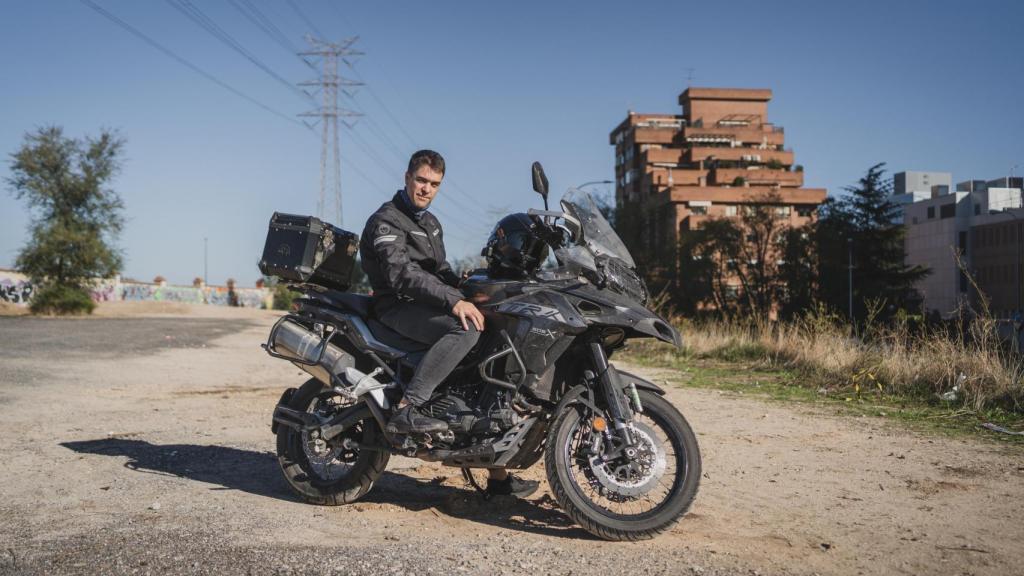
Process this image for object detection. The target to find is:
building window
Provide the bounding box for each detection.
[940,203,955,219]
[775,206,791,217]
[927,206,935,219]
[974,204,981,216]
[796,206,813,217]
[724,205,738,217]
[691,206,708,215]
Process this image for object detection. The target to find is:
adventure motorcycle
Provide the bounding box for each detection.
[258,162,700,540]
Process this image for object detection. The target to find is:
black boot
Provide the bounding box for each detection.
[486,474,540,498]
[386,404,447,434]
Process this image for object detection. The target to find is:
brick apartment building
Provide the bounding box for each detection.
[609,87,827,292]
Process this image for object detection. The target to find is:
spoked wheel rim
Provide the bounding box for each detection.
[298,394,360,484]
[563,406,687,519]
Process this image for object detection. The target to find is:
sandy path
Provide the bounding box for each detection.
[0,305,1021,575]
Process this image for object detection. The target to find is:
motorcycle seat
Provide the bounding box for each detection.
[323,291,430,355]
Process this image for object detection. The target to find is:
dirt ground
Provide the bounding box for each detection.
[1,302,1022,575]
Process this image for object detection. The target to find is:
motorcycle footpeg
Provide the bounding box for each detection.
[394,435,418,456]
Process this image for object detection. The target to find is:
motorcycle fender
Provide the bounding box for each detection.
[616,370,666,396]
[271,387,298,434]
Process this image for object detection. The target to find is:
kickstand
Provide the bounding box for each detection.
[461,467,490,499]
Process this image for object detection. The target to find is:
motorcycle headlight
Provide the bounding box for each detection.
[604,259,648,305]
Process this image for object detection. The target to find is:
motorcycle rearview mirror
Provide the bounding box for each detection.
[531,161,549,210]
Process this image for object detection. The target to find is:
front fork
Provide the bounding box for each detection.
[588,342,637,451]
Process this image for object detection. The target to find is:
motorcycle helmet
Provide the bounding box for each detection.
[482,213,549,278]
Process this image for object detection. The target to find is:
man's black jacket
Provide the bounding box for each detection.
[359,190,463,312]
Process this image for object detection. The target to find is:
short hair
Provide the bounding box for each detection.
[407,149,445,176]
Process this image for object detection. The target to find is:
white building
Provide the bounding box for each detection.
[894,171,952,196]
[891,171,952,224]
[903,184,1023,316]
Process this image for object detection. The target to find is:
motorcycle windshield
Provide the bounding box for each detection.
[560,189,636,268]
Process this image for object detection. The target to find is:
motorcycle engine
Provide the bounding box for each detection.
[423,385,520,436]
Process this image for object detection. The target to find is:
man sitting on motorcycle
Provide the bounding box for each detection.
[359,149,538,497]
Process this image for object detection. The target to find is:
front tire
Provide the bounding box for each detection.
[545,389,701,540]
[276,379,389,505]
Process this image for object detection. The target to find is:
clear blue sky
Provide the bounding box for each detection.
[2,0,1022,286]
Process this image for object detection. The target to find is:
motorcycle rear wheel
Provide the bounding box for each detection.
[276,379,389,505]
[545,388,700,540]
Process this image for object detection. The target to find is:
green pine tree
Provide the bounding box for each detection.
[817,163,928,321]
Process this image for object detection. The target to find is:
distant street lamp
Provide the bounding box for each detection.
[576,180,614,190]
[847,237,854,321]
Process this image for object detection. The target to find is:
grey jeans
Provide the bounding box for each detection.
[377,301,481,407]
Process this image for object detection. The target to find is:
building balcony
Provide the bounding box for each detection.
[609,114,684,144]
[665,186,827,205]
[642,148,687,165]
[688,147,794,166]
[632,126,678,145]
[644,167,708,188]
[675,125,785,147]
[712,168,804,187]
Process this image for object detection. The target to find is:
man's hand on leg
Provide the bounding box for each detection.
[452,300,485,331]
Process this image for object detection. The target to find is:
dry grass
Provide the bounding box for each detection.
[0,302,30,317]
[629,307,1024,414]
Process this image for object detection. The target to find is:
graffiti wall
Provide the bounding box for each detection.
[121,284,205,304]
[0,269,269,308]
[0,271,33,304]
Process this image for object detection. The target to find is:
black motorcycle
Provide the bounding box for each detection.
[258,163,700,540]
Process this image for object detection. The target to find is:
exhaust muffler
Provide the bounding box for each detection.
[266,317,355,386]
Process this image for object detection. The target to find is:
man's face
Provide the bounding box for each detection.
[404,165,443,210]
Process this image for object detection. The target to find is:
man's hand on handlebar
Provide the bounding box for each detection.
[452,300,485,332]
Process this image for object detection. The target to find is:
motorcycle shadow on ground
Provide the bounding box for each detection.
[60,438,594,540]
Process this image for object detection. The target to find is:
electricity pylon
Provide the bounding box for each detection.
[299,35,362,227]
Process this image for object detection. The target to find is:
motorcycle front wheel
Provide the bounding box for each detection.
[545,388,701,541]
[276,379,389,505]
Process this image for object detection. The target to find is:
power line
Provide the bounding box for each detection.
[164,0,313,104]
[227,0,305,58]
[286,0,325,39]
[77,0,468,241]
[223,0,494,230]
[77,0,304,128]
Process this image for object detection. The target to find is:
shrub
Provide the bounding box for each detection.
[272,284,300,310]
[29,284,96,315]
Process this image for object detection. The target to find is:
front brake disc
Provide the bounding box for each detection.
[586,421,666,498]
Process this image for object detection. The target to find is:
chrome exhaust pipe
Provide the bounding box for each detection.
[267,318,355,386]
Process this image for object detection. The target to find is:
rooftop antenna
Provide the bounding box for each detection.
[683,67,696,87]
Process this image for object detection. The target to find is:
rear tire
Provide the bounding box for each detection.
[545,389,700,540]
[276,379,389,505]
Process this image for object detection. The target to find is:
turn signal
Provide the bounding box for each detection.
[591,417,607,432]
